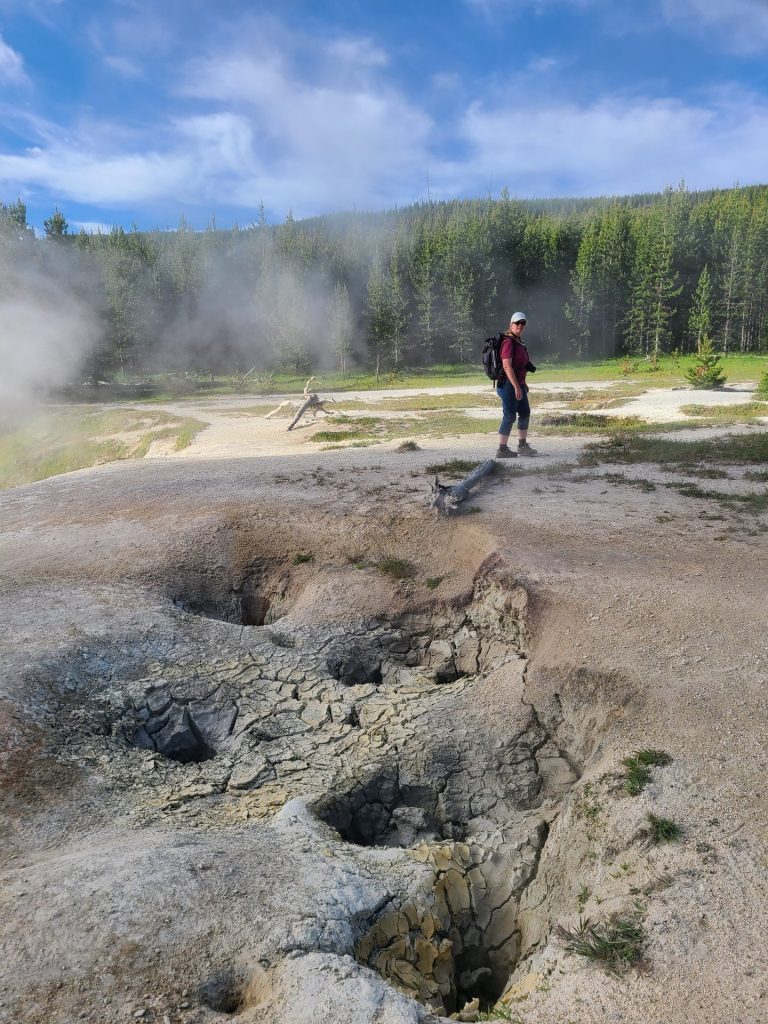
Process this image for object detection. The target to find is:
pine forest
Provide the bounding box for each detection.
[3,182,768,380]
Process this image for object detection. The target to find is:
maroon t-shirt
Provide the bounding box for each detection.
[499,335,529,386]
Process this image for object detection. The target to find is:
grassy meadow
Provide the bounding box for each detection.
[2,353,767,489]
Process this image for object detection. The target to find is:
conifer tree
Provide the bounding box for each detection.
[685,335,727,389]
[329,281,353,374]
[43,208,69,240]
[688,265,713,354]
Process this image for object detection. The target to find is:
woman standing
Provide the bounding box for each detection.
[495,312,538,458]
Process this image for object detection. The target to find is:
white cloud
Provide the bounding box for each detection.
[660,0,768,54]
[103,54,143,78]
[526,56,559,73]
[177,48,433,211]
[70,220,115,234]
[0,31,27,85]
[0,144,193,205]
[0,35,433,217]
[326,36,389,66]
[2,10,767,221]
[447,87,768,197]
[463,0,595,16]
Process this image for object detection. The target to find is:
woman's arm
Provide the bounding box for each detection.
[502,358,523,400]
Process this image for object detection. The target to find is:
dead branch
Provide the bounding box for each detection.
[429,459,496,515]
[264,400,299,420]
[286,379,335,430]
[238,365,258,387]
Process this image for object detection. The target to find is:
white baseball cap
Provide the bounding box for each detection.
[510,311,527,323]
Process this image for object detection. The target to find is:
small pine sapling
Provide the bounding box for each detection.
[685,336,727,390]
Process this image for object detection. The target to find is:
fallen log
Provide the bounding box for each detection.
[287,393,325,430]
[286,377,335,431]
[429,459,496,515]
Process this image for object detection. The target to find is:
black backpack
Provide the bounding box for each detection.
[481,333,506,383]
[481,332,537,383]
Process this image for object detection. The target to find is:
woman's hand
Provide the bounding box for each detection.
[514,384,523,401]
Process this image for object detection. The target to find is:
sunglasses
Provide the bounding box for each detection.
[513,320,527,326]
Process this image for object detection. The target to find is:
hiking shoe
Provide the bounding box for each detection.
[517,441,538,456]
[495,446,518,459]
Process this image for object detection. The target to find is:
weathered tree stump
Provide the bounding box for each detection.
[429,459,496,515]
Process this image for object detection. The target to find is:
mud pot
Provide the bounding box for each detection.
[1,501,633,1024]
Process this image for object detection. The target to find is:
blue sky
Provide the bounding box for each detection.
[1,0,768,231]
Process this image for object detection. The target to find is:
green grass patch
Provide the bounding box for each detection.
[622,749,672,795]
[396,440,420,452]
[680,401,768,420]
[425,576,445,590]
[475,1004,522,1021]
[381,392,499,411]
[647,813,682,844]
[666,481,768,513]
[540,412,645,432]
[293,553,314,565]
[686,466,730,479]
[377,557,417,579]
[311,428,378,443]
[133,417,206,457]
[582,431,768,469]
[424,458,482,477]
[329,414,380,427]
[601,472,656,492]
[0,408,206,489]
[83,354,768,404]
[558,913,645,972]
[577,886,592,912]
[320,440,377,450]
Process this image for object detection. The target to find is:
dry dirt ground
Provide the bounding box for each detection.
[1,382,767,1024]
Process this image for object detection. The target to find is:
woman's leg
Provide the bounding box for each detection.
[497,381,518,447]
[516,390,531,442]
[516,390,538,454]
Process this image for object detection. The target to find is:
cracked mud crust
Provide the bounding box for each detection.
[1,390,768,1024]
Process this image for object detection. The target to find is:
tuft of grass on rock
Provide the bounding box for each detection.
[577,886,592,912]
[425,576,445,590]
[377,557,416,579]
[622,749,672,795]
[648,813,682,844]
[475,1003,521,1022]
[396,439,420,452]
[558,913,645,973]
[293,553,313,565]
